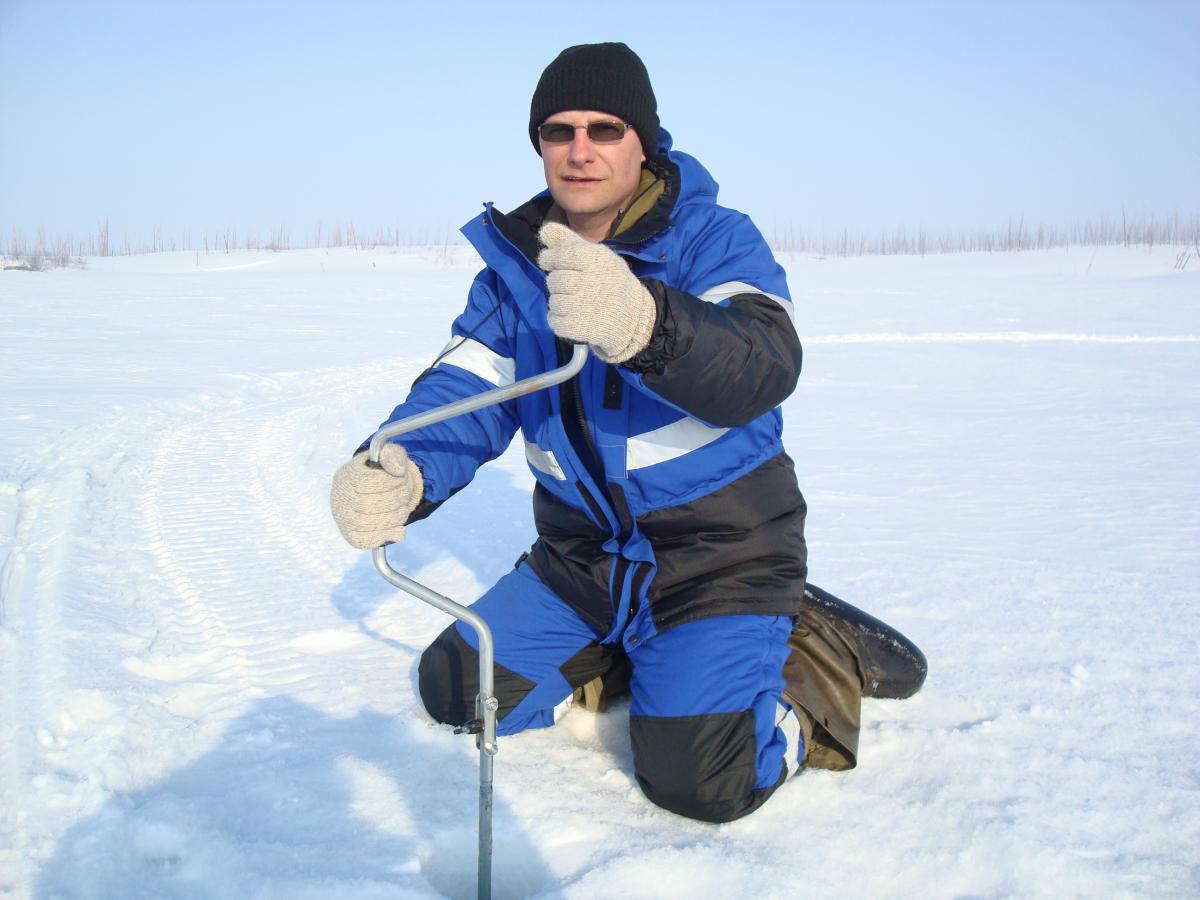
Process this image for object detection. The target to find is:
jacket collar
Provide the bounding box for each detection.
[491,153,681,264]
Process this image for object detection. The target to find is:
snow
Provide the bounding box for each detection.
[2,245,1198,898]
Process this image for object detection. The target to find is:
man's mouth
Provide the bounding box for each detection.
[562,176,600,183]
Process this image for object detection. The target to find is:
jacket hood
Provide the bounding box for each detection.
[654,126,719,209]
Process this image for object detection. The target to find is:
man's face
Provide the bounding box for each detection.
[540,110,646,237]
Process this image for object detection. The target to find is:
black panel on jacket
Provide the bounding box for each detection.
[638,451,807,630]
[524,454,806,637]
[526,485,615,636]
[626,283,802,427]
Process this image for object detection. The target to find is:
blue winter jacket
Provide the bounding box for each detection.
[377,128,807,649]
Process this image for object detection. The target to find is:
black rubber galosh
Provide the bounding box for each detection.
[803,584,929,700]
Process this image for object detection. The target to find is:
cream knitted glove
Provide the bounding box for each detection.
[537,221,656,364]
[329,443,423,549]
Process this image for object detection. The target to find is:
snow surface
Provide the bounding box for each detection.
[1,245,1198,899]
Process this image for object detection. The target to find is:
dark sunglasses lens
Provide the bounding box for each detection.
[538,122,629,143]
[538,123,575,143]
[587,122,627,142]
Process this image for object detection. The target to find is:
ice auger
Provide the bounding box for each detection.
[367,343,588,900]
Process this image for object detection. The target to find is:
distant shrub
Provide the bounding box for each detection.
[1,229,84,271]
[4,211,1197,261]
[769,212,1200,257]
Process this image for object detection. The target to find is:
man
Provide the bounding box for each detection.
[330,42,924,823]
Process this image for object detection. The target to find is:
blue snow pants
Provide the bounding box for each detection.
[418,561,795,823]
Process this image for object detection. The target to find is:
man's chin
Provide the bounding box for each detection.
[549,194,606,218]
[557,204,605,218]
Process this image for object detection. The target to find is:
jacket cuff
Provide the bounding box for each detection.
[623,279,686,374]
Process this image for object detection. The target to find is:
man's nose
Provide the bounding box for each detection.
[567,128,594,163]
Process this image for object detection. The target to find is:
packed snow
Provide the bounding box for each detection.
[1,244,1197,899]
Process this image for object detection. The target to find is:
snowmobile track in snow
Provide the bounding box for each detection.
[1,364,432,891]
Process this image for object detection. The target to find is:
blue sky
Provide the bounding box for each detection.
[1,0,1196,245]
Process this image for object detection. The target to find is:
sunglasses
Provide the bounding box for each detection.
[537,121,633,144]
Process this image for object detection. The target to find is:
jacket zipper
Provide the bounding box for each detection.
[559,345,639,633]
[570,366,650,637]
[557,340,608,498]
[572,373,601,473]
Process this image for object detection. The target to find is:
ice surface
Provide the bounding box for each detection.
[1,245,1198,898]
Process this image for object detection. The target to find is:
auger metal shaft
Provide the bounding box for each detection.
[367,343,587,900]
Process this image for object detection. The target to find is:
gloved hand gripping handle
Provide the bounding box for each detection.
[366,343,587,900]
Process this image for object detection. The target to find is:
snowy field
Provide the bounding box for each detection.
[1,244,1198,899]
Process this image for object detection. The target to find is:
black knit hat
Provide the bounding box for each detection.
[528,42,659,156]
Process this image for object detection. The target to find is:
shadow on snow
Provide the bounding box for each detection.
[37,472,556,899]
[34,694,549,899]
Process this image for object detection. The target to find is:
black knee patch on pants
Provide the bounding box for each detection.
[418,624,535,726]
[630,710,784,823]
